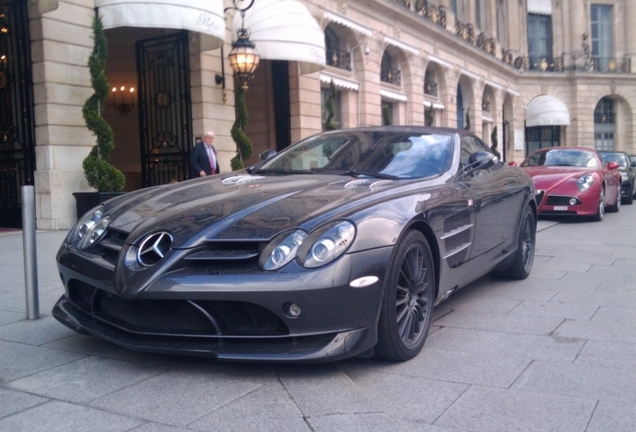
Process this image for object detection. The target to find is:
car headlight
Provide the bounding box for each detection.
[576,174,594,192]
[65,205,104,244]
[298,221,356,269]
[620,172,628,182]
[76,216,110,250]
[260,230,307,270]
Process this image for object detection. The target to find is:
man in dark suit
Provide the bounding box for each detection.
[190,131,220,177]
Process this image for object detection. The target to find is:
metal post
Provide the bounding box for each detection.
[22,185,39,319]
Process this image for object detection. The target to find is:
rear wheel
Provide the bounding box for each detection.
[624,184,633,205]
[491,206,535,280]
[590,187,605,222]
[376,231,435,361]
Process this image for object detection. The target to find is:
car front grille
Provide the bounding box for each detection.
[68,281,289,337]
[546,195,580,206]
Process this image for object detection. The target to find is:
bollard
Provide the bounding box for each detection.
[22,185,39,319]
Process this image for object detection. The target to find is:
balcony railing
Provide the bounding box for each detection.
[424,80,438,96]
[326,48,352,71]
[579,57,631,73]
[381,66,401,85]
[509,55,565,72]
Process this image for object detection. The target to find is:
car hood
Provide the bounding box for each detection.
[103,173,411,248]
[521,166,592,191]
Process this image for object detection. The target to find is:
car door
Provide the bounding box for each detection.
[459,136,525,259]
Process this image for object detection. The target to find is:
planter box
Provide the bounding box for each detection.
[73,192,127,218]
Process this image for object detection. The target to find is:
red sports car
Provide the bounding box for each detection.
[518,147,621,221]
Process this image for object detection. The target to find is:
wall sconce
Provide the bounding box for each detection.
[227,0,260,91]
[111,85,135,116]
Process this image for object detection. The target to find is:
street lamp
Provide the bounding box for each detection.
[227,0,260,91]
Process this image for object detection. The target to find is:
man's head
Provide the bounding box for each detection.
[203,131,215,145]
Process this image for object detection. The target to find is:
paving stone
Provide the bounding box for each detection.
[0,340,86,382]
[424,327,585,362]
[128,424,194,432]
[586,399,636,432]
[90,371,261,427]
[434,386,595,432]
[8,356,165,403]
[0,310,24,326]
[433,309,563,335]
[307,413,402,432]
[341,359,471,420]
[275,364,375,417]
[0,387,49,419]
[575,339,636,370]
[554,318,636,344]
[0,316,76,345]
[0,400,144,432]
[509,300,599,320]
[512,360,636,402]
[187,384,308,432]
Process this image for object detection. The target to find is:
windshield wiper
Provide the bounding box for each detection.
[348,169,400,180]
[252,168,313,175]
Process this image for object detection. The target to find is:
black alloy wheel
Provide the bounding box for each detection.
[491,206,536,280]
[376,230,435,361]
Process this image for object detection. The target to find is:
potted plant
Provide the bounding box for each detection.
[73,16,126,217]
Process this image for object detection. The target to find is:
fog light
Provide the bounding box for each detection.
[284,303,301,318]
[569,198,577,205]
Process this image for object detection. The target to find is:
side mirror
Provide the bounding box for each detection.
[606,161,619,170]
[259,149,277,161]
[631,161,636,168]
[508,161,518,167]
[466,151,496,173]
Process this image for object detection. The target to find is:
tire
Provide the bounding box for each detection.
[590,187,605,222]
[491,206,536,280]
[625,184,633,205]
[375,230,435,362]
[607,187,621,212]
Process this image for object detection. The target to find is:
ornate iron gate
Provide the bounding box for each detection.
[0,0,36,228]
[136,32,192,187]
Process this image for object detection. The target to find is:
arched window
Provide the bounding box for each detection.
[325,27,349,70]
[594,97,615,151]
[457,85,464,129]
[380,51,400,85]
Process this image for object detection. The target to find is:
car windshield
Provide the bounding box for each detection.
[599,152,628,168]
[255,131,453,179]
[521,149,599,168]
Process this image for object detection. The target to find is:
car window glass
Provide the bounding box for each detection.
[522,150,598,168]
[600,152,628,168]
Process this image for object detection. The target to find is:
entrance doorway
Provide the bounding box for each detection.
[0,0,36,228]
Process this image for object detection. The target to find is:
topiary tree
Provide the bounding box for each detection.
[230,85,254,170]
[82,16,125,192]
[382,104,392,126]
[464,107,471,130]
[490,126,501,159]
[323,80,337,131]
[425,108,434,126]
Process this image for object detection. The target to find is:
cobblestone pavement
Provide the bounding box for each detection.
[1,204,635,432]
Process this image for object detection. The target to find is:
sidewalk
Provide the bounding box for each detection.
[1,206,635,431]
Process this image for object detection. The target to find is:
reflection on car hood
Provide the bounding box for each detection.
[104,174,404,247]
[521,166,593,190]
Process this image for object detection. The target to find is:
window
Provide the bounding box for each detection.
[321,86,342,131]
[525,126,560,155]
[381,51,400,85]
[382,102,393,126]
[591,4,613,71]
[456,85,464,130]
[527,13,552,69]
[325,26,350,71]
[475,0,482,29]
[594,97,615,151]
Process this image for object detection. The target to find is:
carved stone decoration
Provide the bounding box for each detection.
[394,21,401,38]
[338,0,347,14]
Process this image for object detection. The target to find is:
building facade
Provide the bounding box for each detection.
[1,0,634,229]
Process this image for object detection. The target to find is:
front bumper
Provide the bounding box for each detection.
[535,189,599,216]
[54,245,392,362]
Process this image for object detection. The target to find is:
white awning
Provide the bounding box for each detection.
[482,115,493,123]
[427,55,453,69]
[432,102,445,109]
[527,0,552,15]
[380,88,407,102]
[323,10,373,37]
[235,0,326,74]
[383,36,419,56]
[320,73,359,91]
[526,95,570,127]
[96,0,224,50]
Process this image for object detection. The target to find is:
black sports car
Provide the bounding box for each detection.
[53,126,537,363]
[598,150,636,205]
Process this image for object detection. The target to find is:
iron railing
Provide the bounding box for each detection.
[326,48,352,71]
[381,66,401,85]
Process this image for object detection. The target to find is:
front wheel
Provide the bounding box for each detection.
[375,231,435,362]
[590,187,605,222]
